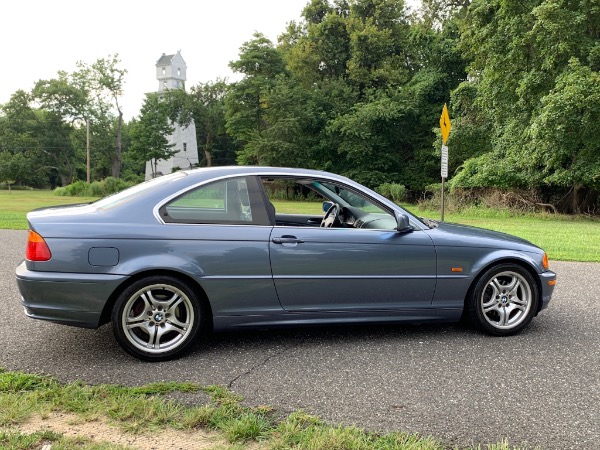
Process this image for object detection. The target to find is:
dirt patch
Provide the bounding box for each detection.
[9,412,226,449]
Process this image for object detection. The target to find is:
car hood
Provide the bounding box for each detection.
[423,221,541,252]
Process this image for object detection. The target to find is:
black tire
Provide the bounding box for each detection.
[112,275,204,361]
[467,264,539,336]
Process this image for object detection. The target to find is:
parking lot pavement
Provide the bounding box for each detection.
[2,229,598,449]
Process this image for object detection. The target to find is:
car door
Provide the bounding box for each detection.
[159,175,280,316]
[269,226,436,311]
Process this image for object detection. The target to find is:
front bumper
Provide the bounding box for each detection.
[16,262,129,328]
[538,269,557,312]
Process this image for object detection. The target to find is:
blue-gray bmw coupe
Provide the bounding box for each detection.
[16,167,557,360]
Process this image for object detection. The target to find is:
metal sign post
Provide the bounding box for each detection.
[441,144,448,221]
[439,104,451,222]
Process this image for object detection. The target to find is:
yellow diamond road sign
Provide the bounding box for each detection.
[440,103,451,145]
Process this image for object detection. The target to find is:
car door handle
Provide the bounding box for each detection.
[272,235,305,245]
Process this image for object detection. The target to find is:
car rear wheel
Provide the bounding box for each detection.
[112,276,203,361]
[468,264,539,336]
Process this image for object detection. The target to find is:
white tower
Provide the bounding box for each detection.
[145,51,199,180]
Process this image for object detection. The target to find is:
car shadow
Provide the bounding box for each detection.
[194,321,476,353]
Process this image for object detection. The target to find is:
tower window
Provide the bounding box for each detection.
[162,67,166,75]
[178,68,181,76]
[183,143,187,152]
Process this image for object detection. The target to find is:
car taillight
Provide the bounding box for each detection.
[26,230,52,261]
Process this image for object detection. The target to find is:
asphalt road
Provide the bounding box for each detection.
[1,229,598,449]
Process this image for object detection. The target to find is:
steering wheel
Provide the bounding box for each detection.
[321,203,341,228]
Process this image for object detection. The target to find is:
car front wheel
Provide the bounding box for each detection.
[112,276,203,361]
[468,264,539,336]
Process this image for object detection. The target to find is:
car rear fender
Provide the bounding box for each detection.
[99,268,213,328]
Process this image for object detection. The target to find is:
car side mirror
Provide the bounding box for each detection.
[322,201,334,213]
[395,212,412,233]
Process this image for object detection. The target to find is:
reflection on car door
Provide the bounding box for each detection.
[269,226,436,311]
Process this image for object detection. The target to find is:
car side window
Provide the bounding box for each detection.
[258,176,397,230]
[162,177,257,224]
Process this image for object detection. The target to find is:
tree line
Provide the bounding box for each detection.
[1,0,598,213]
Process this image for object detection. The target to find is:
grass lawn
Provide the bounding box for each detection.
[0,190,98,229]
[413,205,600,263]
[2,191,598,262]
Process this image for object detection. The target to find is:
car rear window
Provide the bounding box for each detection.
[94,172,188,210]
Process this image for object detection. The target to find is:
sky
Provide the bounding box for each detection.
[2,0,419,120]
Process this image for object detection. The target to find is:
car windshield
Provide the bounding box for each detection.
[93,172,188,210]
[318,180,436,229]
[316,181,389,214]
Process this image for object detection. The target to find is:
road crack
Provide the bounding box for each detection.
[228,344,293,388]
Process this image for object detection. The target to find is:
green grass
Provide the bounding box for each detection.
[411,205,600,262]
[0,369,532,450]
[1,191,598,262]
[0,190,98,229]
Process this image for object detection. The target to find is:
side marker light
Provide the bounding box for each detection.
[542,253,549,270]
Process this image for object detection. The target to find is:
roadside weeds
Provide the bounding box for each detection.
[0,369,538,450]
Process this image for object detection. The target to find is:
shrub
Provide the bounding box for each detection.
[102,177,131,195]
[53,178,137,197]
[87,181,104,197]
[66,180,88,196]
[376,183,406,203]
[264,180,320,201]
[54,186,69,196]
[417,187,560,214]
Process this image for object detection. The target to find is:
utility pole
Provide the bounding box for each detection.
[86,119,90,183]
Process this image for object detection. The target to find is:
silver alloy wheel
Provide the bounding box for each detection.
[480,270,532,330]
[121,283,195,354]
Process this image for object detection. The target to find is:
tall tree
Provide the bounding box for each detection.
[33,71,90,122]
[129,94,176,178]
[418,0,471,29]
[165,80,236,167]
[529,60,600,212]
[78,55,127,178]
[345,0,412,92]
[0,90,75,187]
[226,33,287,164]
[452,0,600,211]
[284,0,464,187]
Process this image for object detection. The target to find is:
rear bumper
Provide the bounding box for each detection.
[16,262,129,328]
